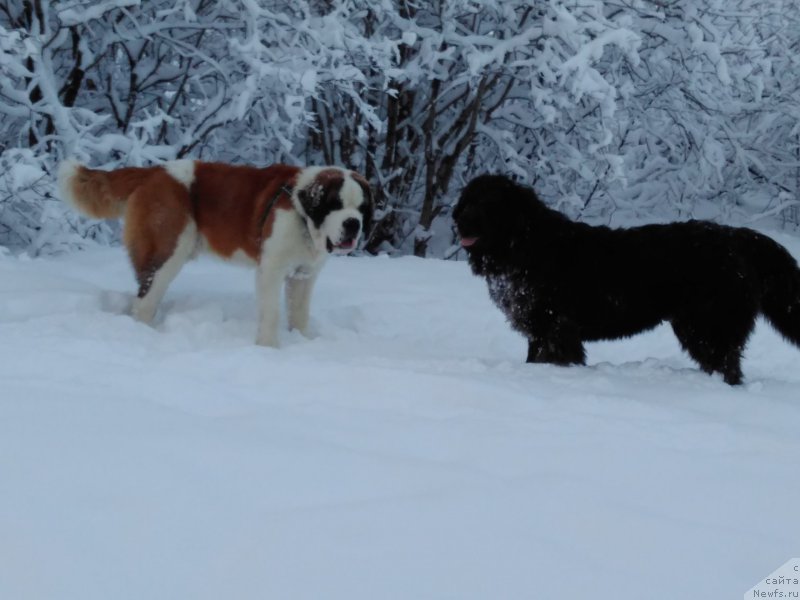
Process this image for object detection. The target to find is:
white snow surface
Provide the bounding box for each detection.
[1,243,799,599]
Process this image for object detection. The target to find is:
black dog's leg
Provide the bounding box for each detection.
[525,316,586,366]
[671,308,756,385]
[526,337,585,365]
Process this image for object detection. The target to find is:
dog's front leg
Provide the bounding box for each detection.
[285,270,318,337]
[526,335,585,366]
[256,261,284,347]
[523,312,586,366]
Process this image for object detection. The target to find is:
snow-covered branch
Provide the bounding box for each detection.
[0,0,797,256]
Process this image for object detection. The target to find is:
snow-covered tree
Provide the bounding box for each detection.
[301,0,640,255]
[590,0,800,226]
[1,0,798,256]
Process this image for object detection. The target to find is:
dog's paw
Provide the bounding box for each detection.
[255,332,280,348]
[131,300,157,325]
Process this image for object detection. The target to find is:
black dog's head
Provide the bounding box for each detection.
[453,174,531,252]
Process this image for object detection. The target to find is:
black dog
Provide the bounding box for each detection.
[453,174,800,384]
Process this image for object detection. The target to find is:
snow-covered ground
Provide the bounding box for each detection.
[1,239,799,600]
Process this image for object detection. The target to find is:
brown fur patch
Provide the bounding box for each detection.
[191,163,299,260]
[313,168,346,187]
[122,169,193,291]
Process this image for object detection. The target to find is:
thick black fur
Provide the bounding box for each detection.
[453,175,800,384]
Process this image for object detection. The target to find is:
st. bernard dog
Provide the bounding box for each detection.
[58,159,373,347]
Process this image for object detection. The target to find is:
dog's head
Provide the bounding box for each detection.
[294,167,373,255]
[453,174,526,252]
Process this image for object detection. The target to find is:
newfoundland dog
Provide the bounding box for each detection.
[453,174,800,384]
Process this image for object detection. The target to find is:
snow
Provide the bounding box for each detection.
[1,244,799,599]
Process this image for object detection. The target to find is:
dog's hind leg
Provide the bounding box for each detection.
[129,221,197,323]
[124,176,196,324]
[671,308,756,385]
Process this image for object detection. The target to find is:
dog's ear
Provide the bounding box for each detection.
[297,183,322,213]
[350,172,374,237]
[297,176,344,228]
[296,184,324,228]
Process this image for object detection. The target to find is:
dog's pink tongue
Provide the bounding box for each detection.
[461,237,478,248]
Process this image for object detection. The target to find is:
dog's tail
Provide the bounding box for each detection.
[748,230,800,347]
[58,159,147,219]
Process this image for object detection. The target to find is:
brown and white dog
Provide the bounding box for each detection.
[58,159,373,347]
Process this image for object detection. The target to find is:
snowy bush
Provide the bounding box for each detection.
[0,148,115,252]
[590,0,800,227]
[0,0,798,256]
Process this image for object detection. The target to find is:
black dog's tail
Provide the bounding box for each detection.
[748,231,800,347]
